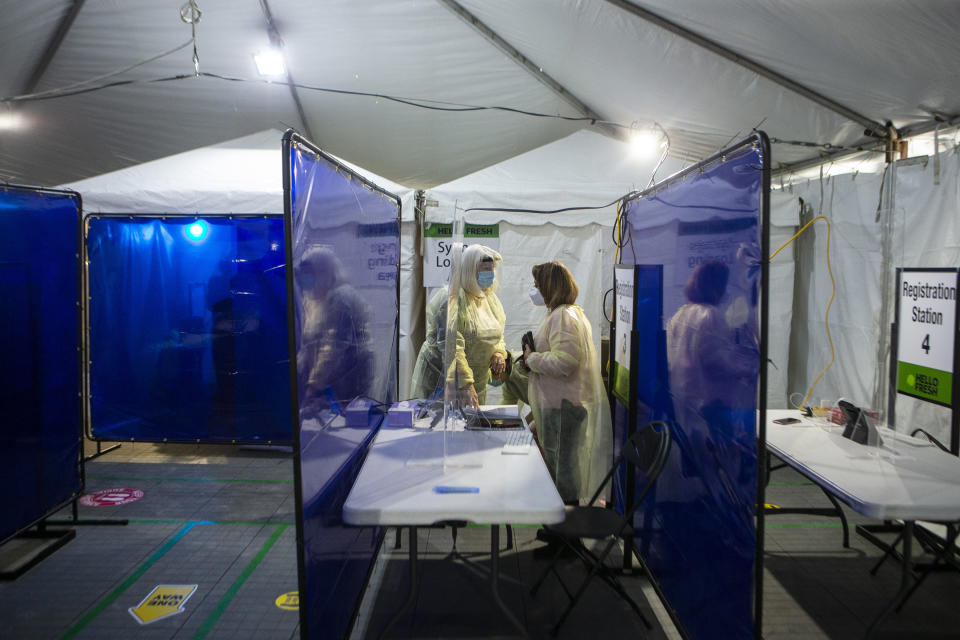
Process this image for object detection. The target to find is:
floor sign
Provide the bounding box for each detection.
[79,488,144,507]
[128,584,198,624]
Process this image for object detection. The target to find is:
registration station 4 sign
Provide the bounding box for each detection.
[79,488,144,507]
[896,268,959,407]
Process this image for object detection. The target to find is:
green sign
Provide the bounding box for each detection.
[611,266,636,405]
[897,362,953,406]
[612,361,631,405]
[423,223,499,239]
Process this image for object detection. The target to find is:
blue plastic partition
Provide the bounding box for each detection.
[285,132,400,639]
[618,134,769,639]
[85,215,290,443]
[0,185,82,544]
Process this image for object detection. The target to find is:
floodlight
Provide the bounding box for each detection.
[630,128,666,159]
[254,48,286,76]
[0,111,24,131]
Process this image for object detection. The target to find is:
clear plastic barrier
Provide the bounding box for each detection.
[619,135,767,640]
[286,133,400,640]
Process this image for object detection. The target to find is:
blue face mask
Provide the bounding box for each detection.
[488,377,503,387]
[477,271,495,289]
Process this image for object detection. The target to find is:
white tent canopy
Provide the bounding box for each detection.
[3,1,959,189]
[65,128,413,214]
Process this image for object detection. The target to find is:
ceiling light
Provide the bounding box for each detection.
[0,111,25,131]
[629,129,665,159]
[254,48,286,77]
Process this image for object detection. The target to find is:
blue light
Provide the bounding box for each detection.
[184,220,209,242]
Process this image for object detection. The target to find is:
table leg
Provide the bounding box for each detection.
[379,526,419,640]
[895,523,960,611]
[819,488,851,547]
[865,520,914,639]
[490,525,529,638]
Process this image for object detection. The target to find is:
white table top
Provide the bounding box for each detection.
[343,423,565,527]
[766,409,960,521]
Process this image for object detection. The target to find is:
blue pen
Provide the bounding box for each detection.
[434,486,479,494]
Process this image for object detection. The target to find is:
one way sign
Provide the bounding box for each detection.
[128,585,198,625]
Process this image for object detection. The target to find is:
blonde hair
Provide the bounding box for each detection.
[532,261,578,309]
[458,244,502,297]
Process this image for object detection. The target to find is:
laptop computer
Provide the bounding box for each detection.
[463,404,523,429]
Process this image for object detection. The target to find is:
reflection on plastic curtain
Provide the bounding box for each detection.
[287,133,400,640]
[0,185,82,544]
[618,136,766,640]
[86,216,290,443]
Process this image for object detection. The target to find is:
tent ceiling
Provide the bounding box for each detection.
[1,0,958,189]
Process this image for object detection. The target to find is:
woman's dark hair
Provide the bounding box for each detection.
[532,261,578,309]
[684,260,728,305]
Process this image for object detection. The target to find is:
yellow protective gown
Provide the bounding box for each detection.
[410,286,507,405]
[525,304,612,503]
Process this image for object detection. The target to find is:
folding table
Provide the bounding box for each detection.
[766,409,960,636]
[344,423,565,637]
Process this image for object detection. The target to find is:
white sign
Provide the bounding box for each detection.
[896,269,958,406]
[612,265,635,403]
[422,223,499,288]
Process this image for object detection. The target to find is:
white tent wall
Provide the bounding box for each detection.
[767,191,800,408]
[786,171,888,415]
[783,147,960,449]
[889,148,960,446]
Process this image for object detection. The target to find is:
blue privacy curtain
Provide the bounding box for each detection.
[0,185,82,544]
[617,134,769,640]
[86,215,290,443]
[285,131,401,640]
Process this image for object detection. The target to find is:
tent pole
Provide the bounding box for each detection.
[20,0,88,97]
[874,157,897,420]
[436,0,624,141]
[258,0,316,142]
[603,0,888,140]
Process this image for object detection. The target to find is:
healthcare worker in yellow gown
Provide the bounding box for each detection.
[410,244,507,408]
[522,261,612,504]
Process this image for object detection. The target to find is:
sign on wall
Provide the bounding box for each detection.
[357,221,399,287]
[896,268,959,407]
[612,265,637,404]
[422,222,499,288]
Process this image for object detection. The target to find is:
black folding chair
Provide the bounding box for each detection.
[530,420,672,636]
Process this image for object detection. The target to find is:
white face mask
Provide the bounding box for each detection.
[529,285,545,306]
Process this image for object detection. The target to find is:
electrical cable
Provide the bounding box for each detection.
[645,144,670,190]
[612,199,622,265]
[200,72,625,126]
[4,42,196,103]
[768,214,835,410]
[644,123,672,190]
[462,195,627,215]
[602,286,614,324]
